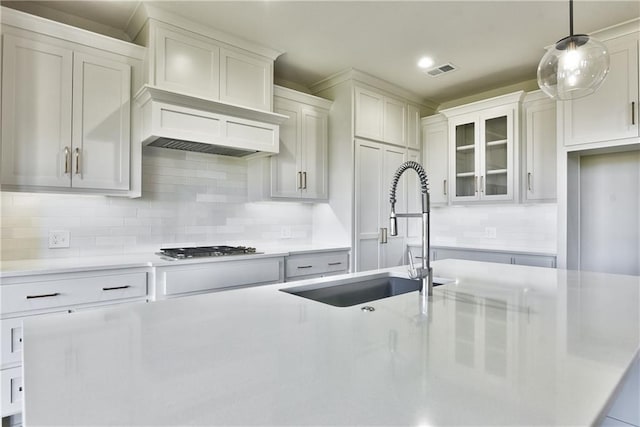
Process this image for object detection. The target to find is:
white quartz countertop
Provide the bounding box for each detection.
[0,245,350,278]
[23,260,639,426]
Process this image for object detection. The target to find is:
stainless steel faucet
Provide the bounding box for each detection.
[389,161,433,297]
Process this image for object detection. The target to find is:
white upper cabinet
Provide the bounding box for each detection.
[144,21,274,111]
[354,86,407,147]
[1,34,73,188]
[154,25,220,99]
[522,92,556,202]
[407,104,421,150]
[442,92,523,203]
[383,96,407,146]
[72,52,131,190]
[219,48,272,111]
[562,31,639,146]
[0,23,139,194]
[355,86,384,141]
[422,114,449,205]
[248,86,330,201]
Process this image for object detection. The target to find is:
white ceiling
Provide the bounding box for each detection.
[3,0,639,104]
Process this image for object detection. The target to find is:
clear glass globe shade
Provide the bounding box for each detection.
[537,35,610,100]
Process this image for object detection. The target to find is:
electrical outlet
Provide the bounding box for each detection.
[280,226,292,239]
[485,227,497,239]
[49,230,70,248]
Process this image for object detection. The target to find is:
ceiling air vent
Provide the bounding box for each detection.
[424,63,457,77]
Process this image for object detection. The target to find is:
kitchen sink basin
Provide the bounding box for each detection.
[280,276,445,307]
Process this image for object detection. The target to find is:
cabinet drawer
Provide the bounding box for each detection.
[161,258,283,297]
[0,312,66,369]
[286,252,349,279]
[1,367,22,417]
[1,272,147,315]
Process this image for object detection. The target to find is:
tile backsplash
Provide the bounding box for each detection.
[1,146,557,262]
[429,204,557,253]
[1,147,314,261]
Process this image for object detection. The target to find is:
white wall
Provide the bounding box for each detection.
[0,147,314,261]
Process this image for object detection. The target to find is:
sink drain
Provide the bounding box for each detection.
[361,306,375,312]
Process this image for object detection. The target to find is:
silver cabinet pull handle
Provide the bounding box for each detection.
[297,265,313,269]
[443,179,447,195]
[474,176,478,193]
[102,285,130,291]
[64,147,70,174]
[297,171,302,189]
[380,227,388,244]
[633,101,636,125]
[527,172,532,191]
[302,171,307,189]
[327,262,342,266]
[26,292,60,299]
[480,176,484,193]
[75,148,81,175]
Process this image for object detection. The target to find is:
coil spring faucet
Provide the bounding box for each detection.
[389,161,433,297]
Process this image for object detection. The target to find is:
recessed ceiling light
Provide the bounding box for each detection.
[417,56,435,69]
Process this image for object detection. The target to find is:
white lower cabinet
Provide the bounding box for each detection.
[0,267,149,419]
[153,256,284,299]
[408,245,557,268]
[285,250,349,281]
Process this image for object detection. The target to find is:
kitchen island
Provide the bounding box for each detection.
[22,260,639,425]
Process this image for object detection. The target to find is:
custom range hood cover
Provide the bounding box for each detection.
[134,85,288,158]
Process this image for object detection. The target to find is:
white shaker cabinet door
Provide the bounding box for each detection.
[72,52,131,190]
[381,145,408,268]
[1,34,72,187]
[219,48,272,111]
[524,96,556,201]
[271,99,300,198]
[563,33,639,146]
[355,87,384,141]
[154,26,220,99]
[423,115,449,205]
[383,96,407,147]
[355,141,384,272]
[300,107,328,200]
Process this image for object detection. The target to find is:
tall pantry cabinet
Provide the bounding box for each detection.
[311,70,434,272]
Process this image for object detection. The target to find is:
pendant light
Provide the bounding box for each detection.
[537,0,610,100]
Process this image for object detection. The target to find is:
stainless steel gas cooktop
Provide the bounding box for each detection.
[158,246,257,259]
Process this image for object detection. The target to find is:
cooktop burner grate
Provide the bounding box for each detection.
[158,246,257,259]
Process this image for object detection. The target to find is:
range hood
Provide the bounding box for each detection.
[134,85,288,158]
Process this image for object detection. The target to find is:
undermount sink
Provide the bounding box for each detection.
[280,276,445,307]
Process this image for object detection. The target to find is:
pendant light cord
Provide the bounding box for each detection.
[569,0,574,36]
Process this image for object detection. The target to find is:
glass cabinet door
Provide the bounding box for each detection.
[454,121,476,197]
[483,115,508,196]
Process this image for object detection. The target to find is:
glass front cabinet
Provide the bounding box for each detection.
[448,104,516,202]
